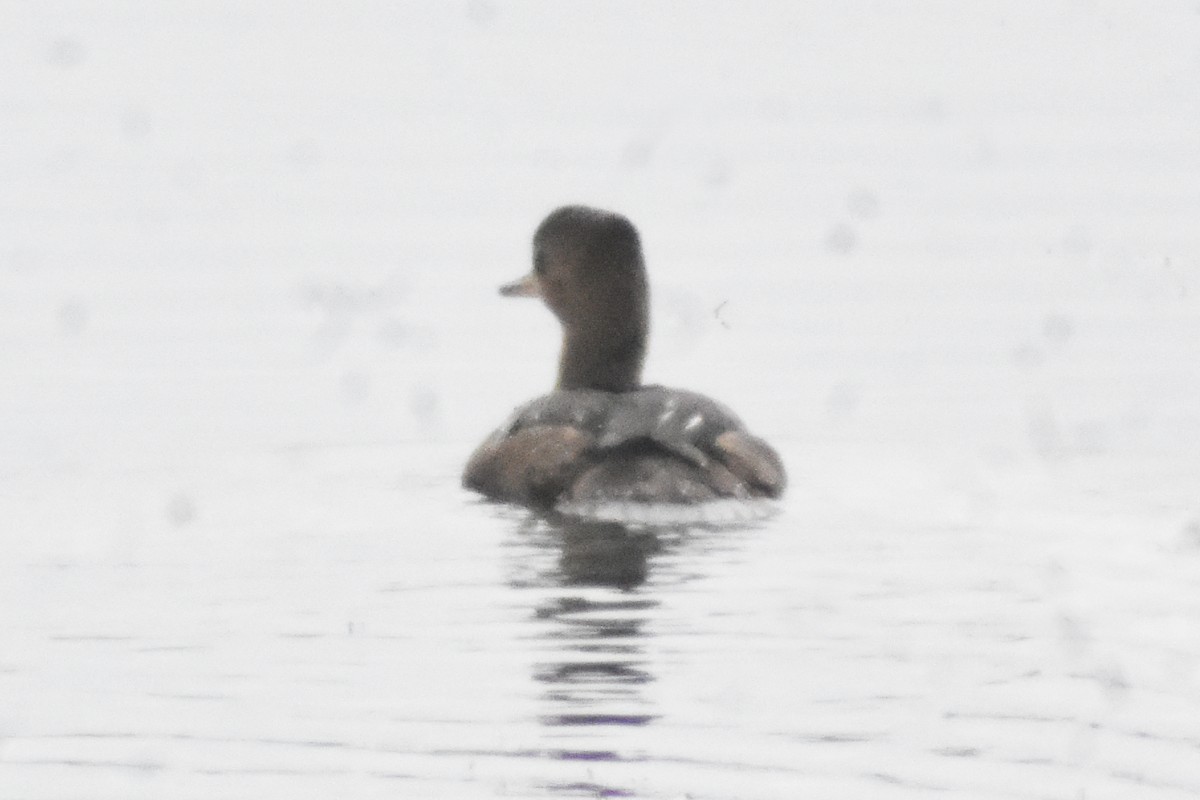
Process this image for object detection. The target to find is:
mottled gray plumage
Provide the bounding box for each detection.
[464,206,786,510]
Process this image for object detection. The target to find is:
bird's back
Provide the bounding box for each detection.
[463,386,785,510]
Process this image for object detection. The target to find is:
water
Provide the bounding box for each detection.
[3,447,1198,798]
[3,3,1200,798]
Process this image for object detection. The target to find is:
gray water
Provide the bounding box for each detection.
[3,3,1200,798]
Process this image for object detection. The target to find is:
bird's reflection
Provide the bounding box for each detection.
[548,517,660,590]
[507,514,669,789]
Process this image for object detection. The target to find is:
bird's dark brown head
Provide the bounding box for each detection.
[501,206,650,392]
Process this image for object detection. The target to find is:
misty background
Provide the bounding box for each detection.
[2,3,1199,799]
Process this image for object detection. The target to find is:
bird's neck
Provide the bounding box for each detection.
[556,320,646,393]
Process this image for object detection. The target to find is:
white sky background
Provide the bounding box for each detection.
[1,1,1198,475]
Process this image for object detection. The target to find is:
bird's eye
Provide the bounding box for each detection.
[533,251,547,275]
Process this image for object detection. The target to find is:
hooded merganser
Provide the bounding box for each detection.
[464,205,786,511]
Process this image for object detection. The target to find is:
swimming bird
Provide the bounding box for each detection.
[464,205,785,513]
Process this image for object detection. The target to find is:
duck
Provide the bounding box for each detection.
[463,205,786,512]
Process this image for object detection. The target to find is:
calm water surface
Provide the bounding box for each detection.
[3,3,1200,797]
[2,443,1198,799]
